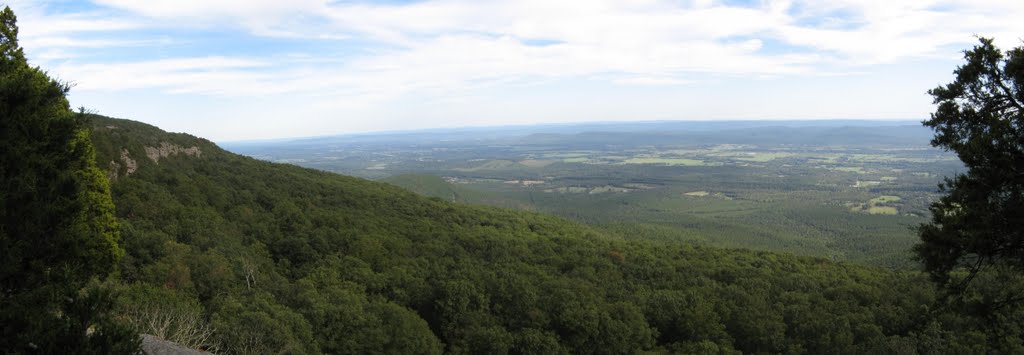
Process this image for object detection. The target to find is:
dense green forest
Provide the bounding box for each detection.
[3,5,1022,353]
[86,115,1022,353]
[229,121,957,270]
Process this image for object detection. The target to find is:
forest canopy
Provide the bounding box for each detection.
[80,114,1024,353]
[0,4,1022,353]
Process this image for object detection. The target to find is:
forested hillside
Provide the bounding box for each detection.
[229,120,954,270]
[89,115,1022,354]
[380,174,522,209]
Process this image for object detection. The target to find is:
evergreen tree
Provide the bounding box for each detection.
[917,38,1024,300]
[0,6,136,352]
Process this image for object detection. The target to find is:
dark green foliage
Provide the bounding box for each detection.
[87,114,1024,353]
[917,38,1024,302]
[382,173,525,209]
[382,174,462,201]
[0,7,134,352]
[2,1,1014,349]
[212,293,319,354]
[255,124,950,270]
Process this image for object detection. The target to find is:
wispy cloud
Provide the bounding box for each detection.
[55,57,273,94]
[19,0,1018,98]
[613,76,694,86]
[5,0,1024,139]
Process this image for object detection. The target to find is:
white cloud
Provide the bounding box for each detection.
[9,0,1024,139]
[91,0,326,23]
[55,57,274,94]
[774,0,1024,63]
[25,36,154,48]
[38,0,1016,99]
[613,76,693,86]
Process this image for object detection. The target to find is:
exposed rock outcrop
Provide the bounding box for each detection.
[141,334,212,355]
[122,148,139,174]
[145,142,202,163]
[108,148,139,181]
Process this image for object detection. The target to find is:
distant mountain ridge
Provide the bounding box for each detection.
[221,119,924,147]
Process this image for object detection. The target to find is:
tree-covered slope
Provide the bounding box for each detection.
[89,115,1017,354]
[380,173,525,209]
[381,174,467,202]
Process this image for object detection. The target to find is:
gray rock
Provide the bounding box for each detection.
[140,334,212,355]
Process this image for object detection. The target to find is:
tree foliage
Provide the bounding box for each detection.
[917,38,1024,298]
[85,113,1024,353]
[2,2,1020,347]
[0,6,134,352]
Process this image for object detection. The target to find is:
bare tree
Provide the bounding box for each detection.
[122,301,218,352]
[240,257,258,290]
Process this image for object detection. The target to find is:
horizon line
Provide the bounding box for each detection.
[218,117,927,145]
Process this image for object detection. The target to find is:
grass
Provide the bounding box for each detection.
[543,152,593,158]
[623,157,707,166]
[867,206,899,215]
[545,186,590,193]
[833,167,866,173]
[854,180,882,187]
[708,152,796,162]
[456,160,526,171]
[519,159,556,168]
[735,153,796,162]
[589,186,633,194]
[870,195,902,204]
[848,154,958,163]
[849,195,903,215]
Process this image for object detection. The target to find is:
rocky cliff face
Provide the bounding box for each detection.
[107,143,202,180]
[141,335,212,355]
[107,148,138,181]
[145,142,202,163]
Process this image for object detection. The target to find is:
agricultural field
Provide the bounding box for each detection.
[226,121,961,269]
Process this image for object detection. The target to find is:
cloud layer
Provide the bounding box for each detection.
[7,0,1024,139]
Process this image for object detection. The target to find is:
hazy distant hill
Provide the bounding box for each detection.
[515,125,934,148]
[88,115,1003,353]
[222,119,926,149]
[222,121,935,171]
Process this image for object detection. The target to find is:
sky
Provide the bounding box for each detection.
[7,0,1024,141]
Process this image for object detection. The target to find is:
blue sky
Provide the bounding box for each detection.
[8,0,1024,141]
